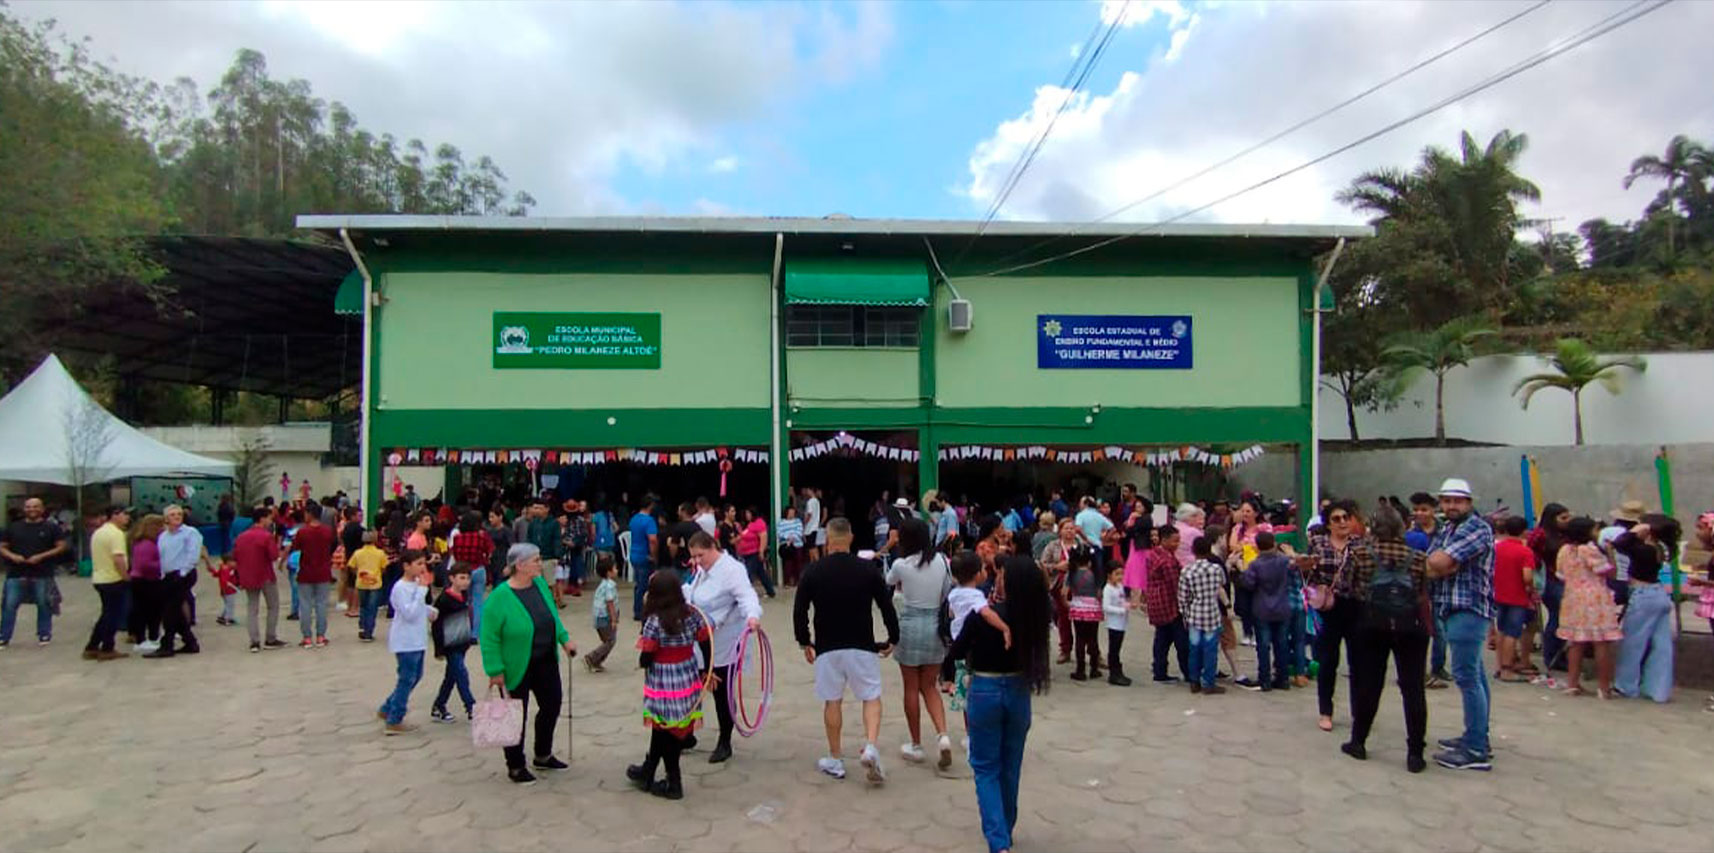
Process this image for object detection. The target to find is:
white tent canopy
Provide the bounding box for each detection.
[0,354,233,485]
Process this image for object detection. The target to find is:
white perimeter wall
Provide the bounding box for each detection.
[1320,350,1714,446]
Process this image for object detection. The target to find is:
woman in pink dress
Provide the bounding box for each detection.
[1555,517,1622,698]
[1121,503,1153,594]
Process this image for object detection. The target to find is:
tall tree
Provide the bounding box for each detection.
[1380,316,1497,444]
[1511,339,1646,445]
[1623,134,1707,258]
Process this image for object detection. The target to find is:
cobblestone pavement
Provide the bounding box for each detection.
[2,579,1709,853]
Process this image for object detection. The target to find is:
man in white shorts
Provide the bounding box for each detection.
[792,518,899,783]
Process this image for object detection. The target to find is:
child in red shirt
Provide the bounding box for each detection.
[212,555,240,626]
[1492,516,1537,680]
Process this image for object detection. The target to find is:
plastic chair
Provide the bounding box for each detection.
[617,531,632,582]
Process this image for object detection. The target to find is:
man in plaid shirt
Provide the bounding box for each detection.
[1425,478,1496,772]
[1144,525,1190,683]
[1177,535,1227,694]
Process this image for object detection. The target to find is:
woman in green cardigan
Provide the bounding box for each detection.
[480,543,577,785]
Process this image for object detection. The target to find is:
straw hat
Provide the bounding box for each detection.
[1610,499,1648,523]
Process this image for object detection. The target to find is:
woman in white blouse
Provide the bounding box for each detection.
[685,531,763,764]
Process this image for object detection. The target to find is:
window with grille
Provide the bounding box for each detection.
[785,306,920,348]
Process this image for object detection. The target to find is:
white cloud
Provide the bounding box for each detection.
[12,0,894,214]
[964,0,1714,234]
[708,156,741,174]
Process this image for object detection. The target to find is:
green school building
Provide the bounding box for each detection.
[299,215,1365,547]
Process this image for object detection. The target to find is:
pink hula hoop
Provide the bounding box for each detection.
[728,622,773,738]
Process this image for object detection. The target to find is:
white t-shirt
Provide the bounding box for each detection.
[1103,582,1130,631]
[695,512,718,538]
[804,498,823,542]
[885,553,950,609]
[947,586,989,640]
[1598,525,1631,582]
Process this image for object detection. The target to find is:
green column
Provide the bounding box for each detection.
[918,276,940,499]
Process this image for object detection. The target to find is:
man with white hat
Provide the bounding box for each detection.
[1424,478,1496,771]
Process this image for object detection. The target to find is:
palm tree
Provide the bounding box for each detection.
[1623,135,1708,257]
[1381,316,1498,444]
[1512,339,1646,446]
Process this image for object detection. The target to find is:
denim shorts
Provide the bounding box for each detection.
[1496,603,1532,639]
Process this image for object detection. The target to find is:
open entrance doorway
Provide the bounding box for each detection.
[788,430,917,552]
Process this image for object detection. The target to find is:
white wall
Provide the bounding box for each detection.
[1320,350,1712,446]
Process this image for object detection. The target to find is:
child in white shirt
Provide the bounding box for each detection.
[1102,565,1133,686]
[947,554,1010,646]
[378,550,436,734]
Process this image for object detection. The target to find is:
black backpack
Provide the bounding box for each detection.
[1364,548,1424,634]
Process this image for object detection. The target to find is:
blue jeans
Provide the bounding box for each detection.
[298,582,329,639]
[1430,614,1449,673]
[469,568,486,636]
[288,564,300,616]
[742,553,775,597]
[631,559,653,620]
[1286,610,1308,676]
[967,674,1032,853]
[1,576,53,642]
[358,588,382,636]
[380,650,425,725]
[1255,619,1289,685]
[434,646,476,713]
[1614,584,1674,702]
[1188,625,1221,688]
[1443,610,1492,756]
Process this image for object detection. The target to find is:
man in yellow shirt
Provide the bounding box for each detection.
[84,506,132,661]
[348,531,389,642]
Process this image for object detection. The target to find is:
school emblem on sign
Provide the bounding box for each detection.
[1171,319,1188,338]
[1041,319,1062,337]
[496,325,532,354]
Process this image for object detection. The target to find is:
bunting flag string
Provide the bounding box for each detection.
[789,433,920,464]
[387,447,771,468]
[939,444,1267,470]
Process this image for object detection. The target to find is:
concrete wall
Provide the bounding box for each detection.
[786,348,919,408]
[1236,443,1714,522]
[1321,350,1712,446]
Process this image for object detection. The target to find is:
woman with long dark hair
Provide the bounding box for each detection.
[1612,514,1681,702]
[1530,503,1572,671]
[884,518,954,768]
[942,555,1051,853]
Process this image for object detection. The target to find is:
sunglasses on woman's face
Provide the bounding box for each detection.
[1329,514,1350,522]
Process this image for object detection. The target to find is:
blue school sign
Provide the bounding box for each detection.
[1036,314,1193,369]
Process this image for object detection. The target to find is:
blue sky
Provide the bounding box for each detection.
[612,1,1162,219]
[13,0,1714,230]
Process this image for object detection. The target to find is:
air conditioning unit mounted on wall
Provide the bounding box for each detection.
[947,298,973,333]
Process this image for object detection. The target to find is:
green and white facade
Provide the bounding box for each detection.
[301,215,1365,531]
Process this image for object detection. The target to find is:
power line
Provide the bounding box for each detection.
[950,1,1131,267]
[978,0,1554,273]
[976,0,1673,278]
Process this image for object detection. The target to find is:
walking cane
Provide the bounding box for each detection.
[566,647,575,762]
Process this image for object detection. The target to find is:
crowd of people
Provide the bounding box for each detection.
[5,470,1711,853]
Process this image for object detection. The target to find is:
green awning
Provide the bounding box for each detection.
[334,269,365,316]
[784,258,930,306]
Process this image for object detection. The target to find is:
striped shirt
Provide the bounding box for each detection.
[777,517,804,547]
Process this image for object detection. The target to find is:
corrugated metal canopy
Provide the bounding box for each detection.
[42,235,359,399]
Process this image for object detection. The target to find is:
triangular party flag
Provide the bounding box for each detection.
[905,450,918,462]
[1046,449,1058,461]
[1002,448,1015,461]
[670,453,682,466]
[1221,454,1233,468]
[406,448,421,463]
[791,449,805,462]
[1093,449,1106,461]
[1105,446,1123,458]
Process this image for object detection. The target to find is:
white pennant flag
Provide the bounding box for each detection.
[790,449,804,461]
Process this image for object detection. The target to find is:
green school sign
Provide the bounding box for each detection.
[492,312,662,369]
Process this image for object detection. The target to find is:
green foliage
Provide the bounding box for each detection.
[1378,316,1498,444]
[1511,339,1646,445]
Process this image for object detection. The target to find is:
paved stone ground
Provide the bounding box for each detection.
[3,579,1710,853]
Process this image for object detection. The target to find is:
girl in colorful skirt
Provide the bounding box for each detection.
[1065,545,1105,681]
[627,570,711,800]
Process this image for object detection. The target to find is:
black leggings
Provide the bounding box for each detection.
[710,663,734,746]
[1315,596,1363,717]
[1072,620,1102,673]
[1107,628,1126,675]
[502,652,562,770]
[127,578,162,642]
[1348,627,1429,754]
[640,727,686,784]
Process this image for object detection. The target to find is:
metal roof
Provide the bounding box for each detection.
[297,214,1371,241]
[46,235,359,400]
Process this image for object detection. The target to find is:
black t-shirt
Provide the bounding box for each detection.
[2,520,66,578]
[516,582,557,659]
[792,552,900,654]
[665,520,701,571]
[340,521,366,556]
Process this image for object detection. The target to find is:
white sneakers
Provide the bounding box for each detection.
[937,734,953,770]
[817,757,847,779]
[900,742,925,763]
[860,743,885,784]
[135,640,159,653]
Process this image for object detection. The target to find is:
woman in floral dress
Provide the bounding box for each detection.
[1554,517,1622,698]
